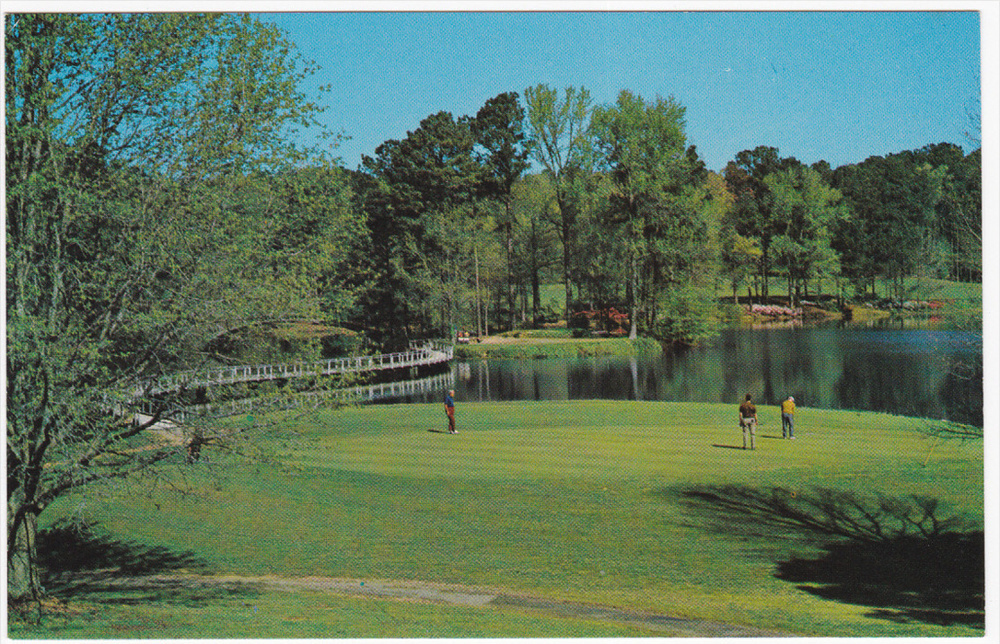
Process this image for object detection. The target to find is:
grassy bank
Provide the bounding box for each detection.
[13,401,983,638]
[718,275,982,304]
[454,332,663,359]
[489,277,981,347]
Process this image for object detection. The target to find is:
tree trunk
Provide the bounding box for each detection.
[563,269,572,322]
[628,253,639,340]
[7,502,42,605]
[530,219,541,327]
[494,287,503,334]
[559,196,574,321]
[474,247,482,337]
[505,211,516,332]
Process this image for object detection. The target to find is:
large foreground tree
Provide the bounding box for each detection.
[6,13,343,605]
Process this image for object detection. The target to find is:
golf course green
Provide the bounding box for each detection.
[13,400,983,637]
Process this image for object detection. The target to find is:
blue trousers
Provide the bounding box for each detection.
[782,412,795,438]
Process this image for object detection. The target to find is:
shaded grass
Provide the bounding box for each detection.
[21,401,983,638]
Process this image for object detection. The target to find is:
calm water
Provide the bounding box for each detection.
[399,327,983,426]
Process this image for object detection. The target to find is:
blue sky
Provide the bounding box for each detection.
[262,10,981,173]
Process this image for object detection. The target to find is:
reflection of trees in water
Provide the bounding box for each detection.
[654,343,724,402]
[937,353,983,428]
[719,331,744,402]
[835,352,945,420]
[714,329,824,406]
[568,361,625,399]
[761,332,776,403]
[938,356,983,427]
[673,484,984,628]
[447,329,982,423]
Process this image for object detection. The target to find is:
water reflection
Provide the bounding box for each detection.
[404,328,983,426]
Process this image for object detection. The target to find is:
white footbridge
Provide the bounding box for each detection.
[153,371,457,424]
[134,340,454,423]
[143,340,453,396]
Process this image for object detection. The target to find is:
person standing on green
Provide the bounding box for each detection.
[738,393,757,450]
[781,396,796,439]
[444,389,457,434]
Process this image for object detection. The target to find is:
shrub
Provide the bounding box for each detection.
[653,287,720,345]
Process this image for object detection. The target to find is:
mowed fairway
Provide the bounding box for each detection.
[23,401,983,638]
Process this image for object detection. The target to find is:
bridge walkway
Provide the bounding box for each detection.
[143,341,452,396]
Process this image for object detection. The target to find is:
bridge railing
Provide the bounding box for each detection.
[142,340,453,396]
[136,370,456,424]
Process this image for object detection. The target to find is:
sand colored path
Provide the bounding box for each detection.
[86,571,794,637]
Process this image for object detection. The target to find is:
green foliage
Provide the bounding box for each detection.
[471,92,532,203]
[5,12,353,603]
[653,286,720,344]
[722,146,805,299]
[359,110,501,344]
[765,165,846,305]
[720,230,762,300]
[510,175,562,325]
[471,92,533,331]
[524,84,594,317]
[590,90,713,337]
[832,149,951,298]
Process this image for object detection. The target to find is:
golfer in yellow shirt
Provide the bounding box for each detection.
[781,396,796,439]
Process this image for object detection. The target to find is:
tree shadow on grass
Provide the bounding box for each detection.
[670,484,984,629]
[36,520,260,607]
[777,532,983,627]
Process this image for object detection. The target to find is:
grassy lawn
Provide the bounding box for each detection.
[13,401,983,638]
[717,276,982,306]
[454,334,662,359]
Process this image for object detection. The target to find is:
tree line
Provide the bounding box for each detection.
[5,13,981,606]
[352,91,981,347]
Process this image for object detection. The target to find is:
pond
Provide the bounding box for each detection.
[394,326,983,427]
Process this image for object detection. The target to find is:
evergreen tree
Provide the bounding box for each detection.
[361,111,484,342]
[470,92,532,330]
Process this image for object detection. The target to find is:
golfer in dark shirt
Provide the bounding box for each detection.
[738,393,757,450]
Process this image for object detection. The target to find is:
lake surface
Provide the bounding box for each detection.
[396,327,983,426]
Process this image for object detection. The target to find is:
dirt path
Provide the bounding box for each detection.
[96,572,793,637]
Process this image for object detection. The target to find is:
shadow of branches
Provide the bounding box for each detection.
[35,520,255,607]
[673,485,984,628]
